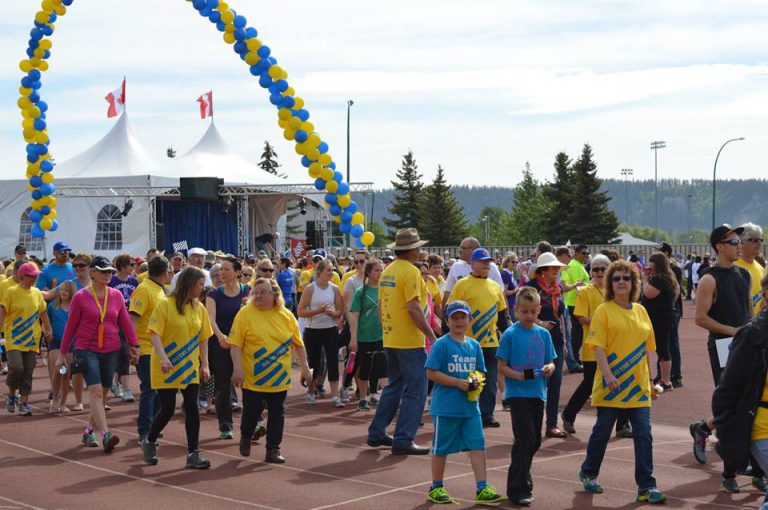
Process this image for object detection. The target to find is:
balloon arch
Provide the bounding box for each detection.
[17,0,375,247]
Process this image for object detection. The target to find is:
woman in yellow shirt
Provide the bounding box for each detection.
[229,278,311,463]
[141,267,213,469]
[579,260,664,504]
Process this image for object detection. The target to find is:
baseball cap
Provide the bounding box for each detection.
[710,224,745,249]
[90,256,115,272]
[17,261,41,278]
[53,241,71,253]
[470,248,493,262]
[14,244,26,254]
[171,251,185,260]
[657,242,672,256]
[245,253,255,261]
[313,248,327,260]
[445,300,471,317]
[134,256,146,265]
[188,247,206,257]
[205,251,216,263]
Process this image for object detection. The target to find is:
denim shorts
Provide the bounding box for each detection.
[75,349,120,388]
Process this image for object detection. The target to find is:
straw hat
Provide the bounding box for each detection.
[386,228,429,250]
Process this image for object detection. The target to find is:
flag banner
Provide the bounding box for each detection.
[197,91,213,119]
[290,238,307,258]
[105,79,126,118]
[172,240,189,253]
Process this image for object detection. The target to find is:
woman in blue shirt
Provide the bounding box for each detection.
[46,280,82,413]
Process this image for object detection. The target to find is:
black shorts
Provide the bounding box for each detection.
[707,342,723,386]
[357,341,385,380]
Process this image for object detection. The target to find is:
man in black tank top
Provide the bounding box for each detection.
[690,225,764,492]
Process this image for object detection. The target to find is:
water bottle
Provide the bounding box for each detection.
[59,364,68,375]
[345,351,356,375]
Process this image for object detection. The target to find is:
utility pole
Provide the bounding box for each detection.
[620,168,633,226]
[650,141,666,242]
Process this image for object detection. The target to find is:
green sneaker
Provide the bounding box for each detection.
[426,486,454,504]
[475,485,506,504]
[219,430,234,440]
[578,470,603,494]
[636,488,666,504]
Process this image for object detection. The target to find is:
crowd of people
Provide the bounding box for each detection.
[1,222,766,507]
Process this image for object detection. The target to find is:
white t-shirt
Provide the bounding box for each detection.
[692,262,702,285]
[170,267,212,292]
[444,259,503,294]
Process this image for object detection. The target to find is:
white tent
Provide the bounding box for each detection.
[613,232,659,246]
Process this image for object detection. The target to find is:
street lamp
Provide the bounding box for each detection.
[687,193,693,241]
[711,137,745,229]
[481,216,489,245]
[650,141,666,242]
[345,99,354,248]
[620,168,633,226]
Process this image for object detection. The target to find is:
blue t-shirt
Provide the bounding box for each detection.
[276,269,295,306]
[425,334,486,417]
[109,274,140,308]
[496,323,556,401]
[36,263,75,292]
[46,301,69,344]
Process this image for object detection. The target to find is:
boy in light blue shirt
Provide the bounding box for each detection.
[424,300,505,505]
[497,287,556,506]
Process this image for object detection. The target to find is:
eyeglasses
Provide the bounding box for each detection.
[354,259,366,265]
[259,268,274,273]
[592,267,607,272]
[510,260,518,264]
[73,263,87,268]
[459,245,473,250]
[746,238,764,243]
[718,239,741,246]
[612,275,632,282]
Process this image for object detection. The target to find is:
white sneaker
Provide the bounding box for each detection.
[122,389,135,403]
[306,393,316,404]
[340,388,350,403]
[110,383,123,399]
[331,397,345,408]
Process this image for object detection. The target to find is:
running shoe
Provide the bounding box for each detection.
[561,413,576,434]
[110,383,123,399]
[141,439,158,465]
[18,402,32,416]
[219,430,234,440]
[82,431,99,448]
[689,419,709,464]
[265,449,285,464]
[358,399,370,411]
[306,392,316,404]
[122,389,135,402]
[671,377,683,388]
[198,399,208,410]
[636,488,667,504]
[578,470,603,494]
[426,486,454,504]
[720,476,739,493]
[616,424,634,438]
[475,486,506,504]
[185,450,211,469]
[331,396,345,408]
[102,432,120,453]
[369,394,379,406]
[340,387,351,403]
[753,477,768,492]
[6,394,17,414]
[254,422,267,441]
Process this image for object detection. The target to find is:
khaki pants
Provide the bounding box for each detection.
[6,350,36,395]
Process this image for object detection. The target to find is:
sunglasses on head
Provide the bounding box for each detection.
[612,275,632,282]
[592,267,607,272]
[719,239,741,246]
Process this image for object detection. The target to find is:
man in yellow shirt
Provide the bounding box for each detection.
[447,248,509,428]
[367,228,436,455]
[130,256,169,444]
[736,222,766,314]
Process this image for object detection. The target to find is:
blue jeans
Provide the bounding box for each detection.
[563,307,580,370]
[136,354,158,436]
[546,340,564,428]
[367,347,427,448]
[480,347,498,422]
[751,440,768,510]
[76,349,119,388]
[581,407,656,491]
[669,314,681,380]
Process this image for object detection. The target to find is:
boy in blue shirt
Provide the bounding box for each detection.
[424,300,505,504]
[497,287,556,506]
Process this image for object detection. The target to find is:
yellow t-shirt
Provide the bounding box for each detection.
[1,285,46,352]
[573,283,606,362]
[752,372,768,440]
[426,276,443,310]
[340,269,357,291]
[735,258,765,314]
[379,259,428,349]
[447,274,507,348]
[0,277,18,304]
[586,301,656,408]
[228,305,304,393]
[148,296,213,390]
[137,271,149,282]
[129,279,167,356]
[298,267,314,293]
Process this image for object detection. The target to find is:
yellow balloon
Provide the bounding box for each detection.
[21,109,32,119]
[42,173,54,184]
[42,0,54,13]
[288,116,301,130]
[306,134,321,148]
[23,129,36,141]
[19,87,32,97]
[31,200,43,210]
[306,148,320,161]
[34,48,46,59]
[337,194,351,208]
[35,12,49,24]
[268,65,283,79]
[277,108,292,120]
[294,97,305,109]
[351,212,364,225]
[39,39,53,50]
[296,141,311,154]
[318,154,332,166]
[325,180,339,193]
[22,118,34,128]
[36,132,49,144]
[47,209,57,220]
[283,129,295,141]
[245,52,260,65]
[281,70,288,80]
[17,97,31,109]
[48,197,57,208]
[221,10,234,23]
[54,4,66,15]
[361,231,375,246]
[27,184,35,192]
[40,218,53,230]
[218,1,229,11]
[277,118,289,129]
[284,87,295,97]
[294,144,307,156]
[41,195,54,205]
[320,167,334,181]
[308,165,321,179]
[224,23,235,33]
[38,61,49,71]
[299,121,314,133]
[246,38,261,51]
[223,31,236,44]
[29,106,41,118]
[333,215,341,224]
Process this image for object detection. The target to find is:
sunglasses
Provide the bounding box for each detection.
[592,267,607,272]
[612,275,632,282]
[746,238,764,243]
[242,272,254,277]
[259,268,274,273]
[354,259,366,264]
[73,263,88,268]
[718,239,741,246]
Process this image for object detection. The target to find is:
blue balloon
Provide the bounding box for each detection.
[351,225,364,238]
[193,0,206,9]
[346,202,358,214]
[30,29,43,41]
[200,6,212,16]
[337,182,350,195]
[31,80,42,90]
[234,29,246,41]
[62,0,74,6]
[29,93,40,104]
[294,130,308,143]
[329,161,336,170]
[275,79,289,93]
[207,0,219,8]
[29,210,43,222]
[245,27,258,39]
[329,205,342,216]
[43,49,51,59]
[258,74,273,88]
[31,190,43,200]
[355,238,365,248]
[257,45,271,58]
[318,141,329,154]
[325,193,338,204]
[216,20,227,32]
[26,47,36,58]
[341,211,353,223]
[49,219,59,232]
[281,96,295,109]
[34,119,46,131]
[31,225,44,238]
[234,15,247,29]
[40,206,51,215]
[48,12,57,23]
[40,183,54,196]
[339,223,351,234]
[29,176,43,187]
[249,64,261,76]
[27,153,39,163]
[40,160,53,172]
[269,93,283,105]
[301,156,312,168]
[209,11,221,23]
[41,25,53,36]
[234,41,247,54]
[254,59,270,73]
[332,171,343,183]
[314,178,326,191]
[37,100,48,112]
[295,109,310,121]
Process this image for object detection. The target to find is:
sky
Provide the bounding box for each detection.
[3,0,768,190]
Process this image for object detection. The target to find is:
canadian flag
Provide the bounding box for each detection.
[197,91,213,119]
[105,79,126,118]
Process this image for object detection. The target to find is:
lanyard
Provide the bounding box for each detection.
[89,286,108,350]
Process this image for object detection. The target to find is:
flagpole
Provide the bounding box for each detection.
[210,90,214,123]
[122,75,127,115]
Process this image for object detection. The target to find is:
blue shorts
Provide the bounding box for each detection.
[431,415,485,456]
[75,349,120,388]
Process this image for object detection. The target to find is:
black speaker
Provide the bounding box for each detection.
[179,177,222,201]
[305,221,317,250]
[156,222,166,252]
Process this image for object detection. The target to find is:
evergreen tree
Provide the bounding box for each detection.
[542,152,575,243]
[569,144,619,243]
[501,164,552,245]
[418,165,469,245]
[384,150,424,236]
[368,221,389,247]
[259,141,284,178]
[470,206,507,246]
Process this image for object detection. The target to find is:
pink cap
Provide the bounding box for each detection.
[17,262,41,278]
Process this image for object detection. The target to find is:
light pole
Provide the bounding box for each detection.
[687,193,693,242]
[481,216,489,245]
[345,99,354,248]
[620,168,633,226]
[712,137,745,229]
[650,141,666,242]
